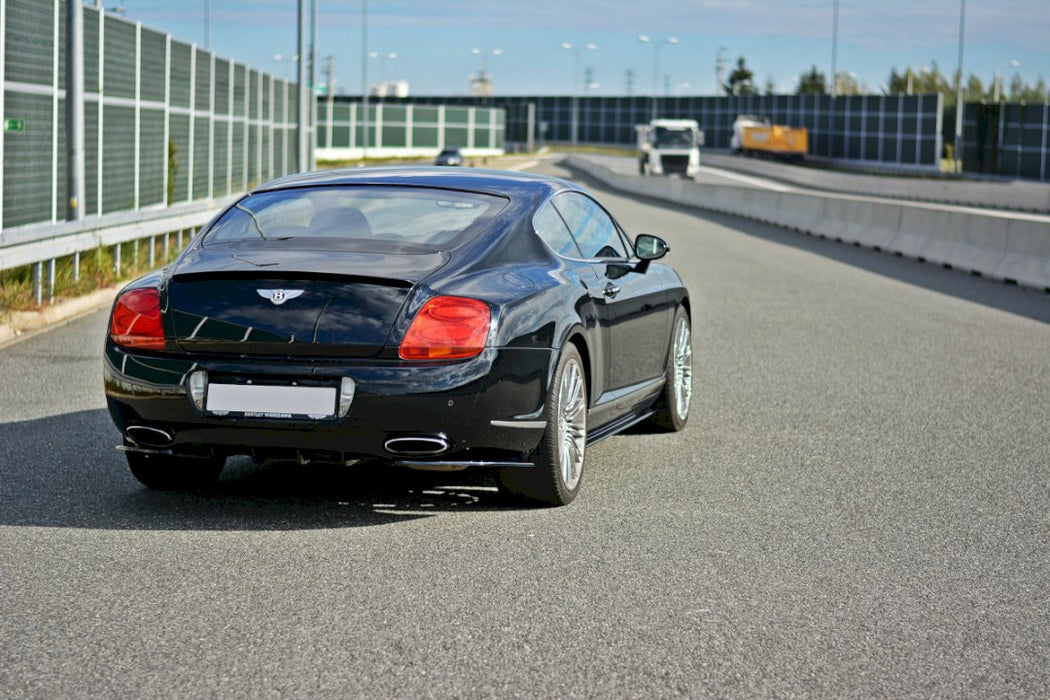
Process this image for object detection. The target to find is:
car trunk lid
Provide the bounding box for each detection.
[167,247,446,357]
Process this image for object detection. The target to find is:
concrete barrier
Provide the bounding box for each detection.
[565,154,1050,291]
[702,152,1050,214]
[996,220,1050,288]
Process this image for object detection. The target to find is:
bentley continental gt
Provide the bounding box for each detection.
[104,167,692,506]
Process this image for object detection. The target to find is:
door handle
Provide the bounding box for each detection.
[603,283,620,298]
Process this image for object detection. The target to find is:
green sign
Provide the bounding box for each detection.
[4,119,25,133]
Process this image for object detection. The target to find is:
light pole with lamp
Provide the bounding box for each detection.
[273,53,298,81]
[994,59,1019,102]
[469,48,502,95]
[953,0,966,173]
[638,35,678,119]
[561,42,596,144]
[560,42,596,94]
[369,51,398,98]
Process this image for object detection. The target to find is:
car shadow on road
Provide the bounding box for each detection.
[564,164,1050,325]
[0,409,520,531]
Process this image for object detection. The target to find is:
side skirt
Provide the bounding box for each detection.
[586,409,655,447]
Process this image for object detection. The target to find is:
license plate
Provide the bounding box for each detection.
[206,383,336,419]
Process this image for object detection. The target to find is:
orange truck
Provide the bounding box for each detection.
[730,115,808,158]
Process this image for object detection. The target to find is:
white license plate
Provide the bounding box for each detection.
[206,383,336,419]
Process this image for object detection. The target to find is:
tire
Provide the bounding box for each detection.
[651,307,692,431]
[125,450,225,491]
[497,344,587,506]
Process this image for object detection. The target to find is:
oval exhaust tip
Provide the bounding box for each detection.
[384,436,450,457]
[126,425,174,447]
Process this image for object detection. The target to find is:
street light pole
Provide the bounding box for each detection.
[561,42,595,145]
[369,51,398,98]
[560,42,595,95]
[639,35,678,120]
[361,0,369,160]
[831,0,839,98]
[953,0,966,173]
[297,0,308,171]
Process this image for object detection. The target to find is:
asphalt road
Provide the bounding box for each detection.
[2,161,1049,697]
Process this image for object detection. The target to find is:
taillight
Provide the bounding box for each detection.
[399,296,491,360]
[109,288,165,350]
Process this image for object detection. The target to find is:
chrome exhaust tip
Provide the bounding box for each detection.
[126,425,174,448]
[384,436,450,457]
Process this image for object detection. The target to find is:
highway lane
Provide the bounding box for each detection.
[588,152,1050,222]
[2,162,1049,697]
[589,152,796,190]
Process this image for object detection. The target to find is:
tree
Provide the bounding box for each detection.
[833,71,859,95]
[1008,73,1025,101]
[726,57,754,95]
[797,65,827,94]
[887,67,907,94]
[764,74,776,95]
[1034,77,1049,103]
[964,73,986,101]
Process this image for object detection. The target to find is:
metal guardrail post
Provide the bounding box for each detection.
[48,259,55,302]
[34,263,43,306]
[114,243,121,277]
[148,235,155,267]
[73,251,80,282]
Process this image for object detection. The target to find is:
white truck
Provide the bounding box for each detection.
[636,119,702,178]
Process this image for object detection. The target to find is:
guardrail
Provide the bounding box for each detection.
[0,196,237,305]
[565,155,1050,292]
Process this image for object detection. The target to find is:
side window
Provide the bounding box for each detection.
[552,193,628,259]
[533,198,582,257]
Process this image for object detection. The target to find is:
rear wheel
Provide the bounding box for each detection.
[125,450,225,491]
[651,307,692,431]
[497,344,587,506]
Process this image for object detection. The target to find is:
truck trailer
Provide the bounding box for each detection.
[730,115,808,159]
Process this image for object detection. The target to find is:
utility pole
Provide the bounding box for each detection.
[66,0,85,222]
[716,47,727,95]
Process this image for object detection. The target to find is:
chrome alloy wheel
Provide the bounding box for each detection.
[672,316,693,422]
[557,358,587,490]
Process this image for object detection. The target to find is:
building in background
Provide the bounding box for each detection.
[371,80,410,98]
[470,71,494,97]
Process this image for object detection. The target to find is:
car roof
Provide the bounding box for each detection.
[252,166,581,201]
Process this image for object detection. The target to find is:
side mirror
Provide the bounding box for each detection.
[635,234,669,260]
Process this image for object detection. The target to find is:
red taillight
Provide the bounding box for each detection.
[109,288,165,350]
[399,296,491,360]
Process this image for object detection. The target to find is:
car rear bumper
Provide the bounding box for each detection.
[104,343,554,465]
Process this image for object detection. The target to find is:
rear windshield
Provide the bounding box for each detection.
[203,185,507,253]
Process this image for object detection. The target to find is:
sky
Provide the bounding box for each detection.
[111,1,1050,98]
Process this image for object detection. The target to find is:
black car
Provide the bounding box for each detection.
[104,167,692,506]
[434,147,464,166]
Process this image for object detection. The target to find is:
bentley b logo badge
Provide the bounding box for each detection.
[257,289,305,305]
